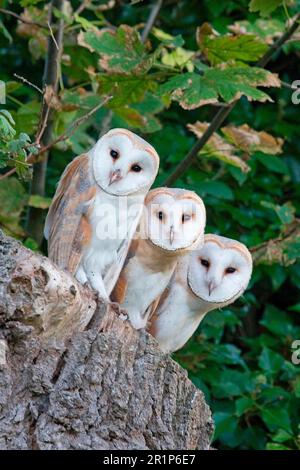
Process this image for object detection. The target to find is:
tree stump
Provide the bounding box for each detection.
[0,229,214,450]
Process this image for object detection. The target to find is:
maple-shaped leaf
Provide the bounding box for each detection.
[197,23,268,65]
[187,122,250,173]
[229,19,284,44]
[93,73,157,108]
[159,66,280,109]
[78,25,152,74]
[221,124,283,154]
[249,0,283,17]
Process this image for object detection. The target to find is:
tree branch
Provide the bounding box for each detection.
[163,12,300,187]
[26,0,64,246]
[0,96,112,181]
[0,7,47,29]
[141,0,163,43]
[250,220,300,265]
[13,73,43,94]
[31,95,112,158]
[0,229,214,450]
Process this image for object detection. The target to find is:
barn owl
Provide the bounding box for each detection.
[111,187,206,329]
[44,128,159,301]
[148,234,252,353]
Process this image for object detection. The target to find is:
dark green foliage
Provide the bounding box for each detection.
[0,0,299,449]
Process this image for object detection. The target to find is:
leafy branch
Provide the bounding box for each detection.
[0,7,47,30]
[250,220,300,266]
[163,12,300,186]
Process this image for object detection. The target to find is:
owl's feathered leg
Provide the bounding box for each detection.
[76,265,109,302]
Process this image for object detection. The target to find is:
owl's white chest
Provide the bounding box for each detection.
[122,257,174,329]
[77,190,143,292]
[154,282,208,353]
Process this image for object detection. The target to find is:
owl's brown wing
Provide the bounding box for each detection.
[110,238,140,302]
[44,154,96,275]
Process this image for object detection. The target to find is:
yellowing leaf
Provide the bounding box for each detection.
[221,124,283,154]
[151,28,184,47]
[197,23,268,65]
[187,122,250,173]
[229,19,284,44]
[251,221,300,266]
[159,66,280,109]
[161,47,194,71]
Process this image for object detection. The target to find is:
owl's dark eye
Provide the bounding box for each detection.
[131,164,142,173]
[200,259,210,268]
[182,214,191,223]
[158,211,164,221]
[225,267,236,274]
[110,149,119,160]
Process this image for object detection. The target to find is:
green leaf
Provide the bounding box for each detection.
[260,305,296,337]
[266,443,292,450]
[255,153,289,174]
[95,73,156,108]
[262,405,292,433]
[213,412,238,440]
[235,397,255,417]
[159,66,280,109]
[28,195,52,210]
[229,19,284,43]
[78,25,152,74]
[249,0,283,17]
[272,429,294,443]
[0,177,27,236]
[20,0,44,6]
[260,201,295,224]
[258,347,284,374]
[197,181,234,200]
[198,24,267,65]
[0,110,16,140]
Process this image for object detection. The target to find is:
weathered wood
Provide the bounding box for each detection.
[0,229,214,450]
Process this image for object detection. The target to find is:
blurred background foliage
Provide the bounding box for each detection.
[0,0,300,450]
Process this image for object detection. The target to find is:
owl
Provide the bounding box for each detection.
[44,128,159,301]
[111,187,206,329]
[148,234,252,353]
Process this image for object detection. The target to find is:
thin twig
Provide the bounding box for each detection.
[36,95,113,156]
[0,8,47,29]
[35,102,51,145]
[281,80,298,90]
[141,0,163,43]
[0,167,17,181]
[163,12,300,186]
[0,96,112,181]
[74,0,91,16]
[13,73,43,94]
[47,20,59,51]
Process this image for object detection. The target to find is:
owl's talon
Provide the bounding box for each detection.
[109,302,128,321]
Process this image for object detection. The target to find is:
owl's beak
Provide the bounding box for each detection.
[169,225,174,245]
[208,280,217,296]
[109,169,122,185]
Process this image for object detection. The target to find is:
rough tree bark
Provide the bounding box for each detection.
[0,229,214,450]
